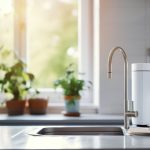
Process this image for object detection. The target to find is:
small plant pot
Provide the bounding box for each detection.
[28,98,48,115]
[63,96,80,116]
[6,100,26,116]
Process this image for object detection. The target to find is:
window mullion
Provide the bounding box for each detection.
[93,0,100,107]
[78,0,94,104]
[78,0,93,82]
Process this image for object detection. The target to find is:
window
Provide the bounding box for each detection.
[0,0,95,111]
[0,0,13,50]
[27,0,78,88]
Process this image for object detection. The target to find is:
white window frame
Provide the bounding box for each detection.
[93,0,100,108]
[11,0,98,113]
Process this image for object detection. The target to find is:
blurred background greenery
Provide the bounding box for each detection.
[0,0,78,88]
[0,0,13,50]
[27,0,78,88]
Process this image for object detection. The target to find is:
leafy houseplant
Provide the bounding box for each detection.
[0,60,34,115]
[54,64,91,116]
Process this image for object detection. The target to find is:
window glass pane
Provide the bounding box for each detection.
[27,0,78,88]
[0,0,13,50]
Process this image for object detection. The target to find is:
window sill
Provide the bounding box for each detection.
[0,104,98,114]
[46,104,98,114]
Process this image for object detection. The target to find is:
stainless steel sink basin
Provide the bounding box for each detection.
[28,126,124,136]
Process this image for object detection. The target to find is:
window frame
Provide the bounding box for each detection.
[11,0,97,113]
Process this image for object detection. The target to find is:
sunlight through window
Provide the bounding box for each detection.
[27,0,78,88]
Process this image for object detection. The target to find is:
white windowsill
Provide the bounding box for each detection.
[0,104,98,114]
[46,104,98,114]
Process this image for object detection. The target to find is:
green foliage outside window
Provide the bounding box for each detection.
[28,0,78,88]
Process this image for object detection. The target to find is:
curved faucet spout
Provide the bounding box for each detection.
[107,46,138,129]
[108,46,127,79]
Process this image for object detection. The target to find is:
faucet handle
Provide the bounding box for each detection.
[127,100,138,117]
[126,111,138,117]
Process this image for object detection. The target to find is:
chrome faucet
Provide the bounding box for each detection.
[107,46,138,129]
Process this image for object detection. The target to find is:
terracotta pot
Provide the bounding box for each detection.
[64,95,80,101]
[28,98,48,115]
[6,100,26,116]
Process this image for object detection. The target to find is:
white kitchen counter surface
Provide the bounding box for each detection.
[1,126,150,149]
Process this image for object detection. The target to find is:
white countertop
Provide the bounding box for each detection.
[1,114,149,149]
[1,125,150,149]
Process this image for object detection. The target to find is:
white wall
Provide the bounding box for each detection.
[99,0,150,114]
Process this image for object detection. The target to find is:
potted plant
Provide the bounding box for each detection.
[0,60,34,115]
[54,64,92,116]
[28,90,48,115]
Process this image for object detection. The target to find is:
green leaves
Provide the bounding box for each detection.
[1,60,35,100]
[54,64,91,96]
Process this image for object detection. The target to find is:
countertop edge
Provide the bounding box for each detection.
[0,114,124,125]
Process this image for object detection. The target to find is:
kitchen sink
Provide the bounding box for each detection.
[28,126,124,136]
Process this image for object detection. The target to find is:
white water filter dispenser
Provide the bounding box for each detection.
[132,63,150,125]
